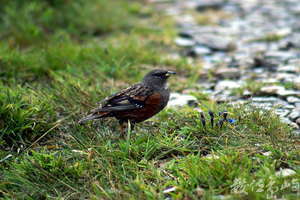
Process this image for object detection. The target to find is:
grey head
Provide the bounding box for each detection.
[142,69,176,90]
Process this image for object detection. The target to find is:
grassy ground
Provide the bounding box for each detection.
[0,0,299,199]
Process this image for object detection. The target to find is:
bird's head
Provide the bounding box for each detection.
[142,69,176,89]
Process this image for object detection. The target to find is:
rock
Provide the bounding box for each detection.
[251,56,278,70]
[215,95,239,103]
[251,97,280,102]
[260,86,300,97]
[292,130,300,136]
[243,90,252,98]
[262,151,272,156]
[175,14,196,25]
[204,154,220,160]
[287,96,300,103]
[281,104,295,110]
[276,73,298,82]
[282,33,300,48]
[261,78,279,84]
[189,45,212,56]
[167,93,198,107]
[274,109,290,117]
[178,31,194,39]
[265,51,295,62]
[196,0,225,11]
[280,118,299,129]
[195,187,205,197]
[194,35,236,51]
[250,102,273,110]
[214,80,242,91]
[288,109,300,121]
[277,65,299,73]
[277,89,300,97]
[163,186,177,194]
[215,67,241,79]
[275,168,296,177]
[296,118,300,125]
[175,37,195,47]
[260,85,285,95]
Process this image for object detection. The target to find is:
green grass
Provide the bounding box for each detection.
[0,0,299,199]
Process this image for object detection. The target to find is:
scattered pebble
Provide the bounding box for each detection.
[262,151,272,156]
[204,154,220,160]
[275,168,296,177]
[163,186,177,194]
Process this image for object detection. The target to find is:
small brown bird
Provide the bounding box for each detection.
[79,69,176,133]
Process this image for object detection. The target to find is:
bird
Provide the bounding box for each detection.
[79,69,176,135]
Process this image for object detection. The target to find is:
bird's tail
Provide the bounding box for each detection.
[78,112,109,124]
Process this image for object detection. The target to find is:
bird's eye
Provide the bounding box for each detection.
[153,72,166,77]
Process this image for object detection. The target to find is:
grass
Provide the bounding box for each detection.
[0,0,299,199]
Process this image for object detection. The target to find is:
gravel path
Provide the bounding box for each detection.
[159,0,300,131]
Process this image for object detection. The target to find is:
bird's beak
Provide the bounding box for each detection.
[166,71,176,77]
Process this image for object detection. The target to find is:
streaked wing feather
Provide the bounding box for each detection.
[92,83,153,113]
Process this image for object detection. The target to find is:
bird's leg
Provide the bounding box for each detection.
[130,122,136,131]
[126,120,135,141]
[119,120,127,138]
[208,111,214,128]
[200,112,206,128]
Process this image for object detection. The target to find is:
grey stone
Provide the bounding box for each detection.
[167,93,198,107]
[214,80,241,91]
[192,45,212,55]
[260,85,285,95]
[194,35,236,51]
[276,73,298,82]
[252,97,280,102]
[281,104,295,110]
[178,31,193,39]
[215,68,241,79]
[277,65,299,73]
[296,118,300,125]
[196,0,225,11]
[250,102,273,110]
[262,78,278,84]
[215,95,239,103]
[243,90,252,97]
[277,89,300,97]
[288,109,300,121]
[280,118,299,129]
[292,130,300,136]
[175,37,195,47]
[274,109,290,117]
[265,51,295,62]
[287,96,300,103]
[260,85,300,97]
[275,168,296,177]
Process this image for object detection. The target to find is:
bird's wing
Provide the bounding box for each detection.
[91,83,153,113]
